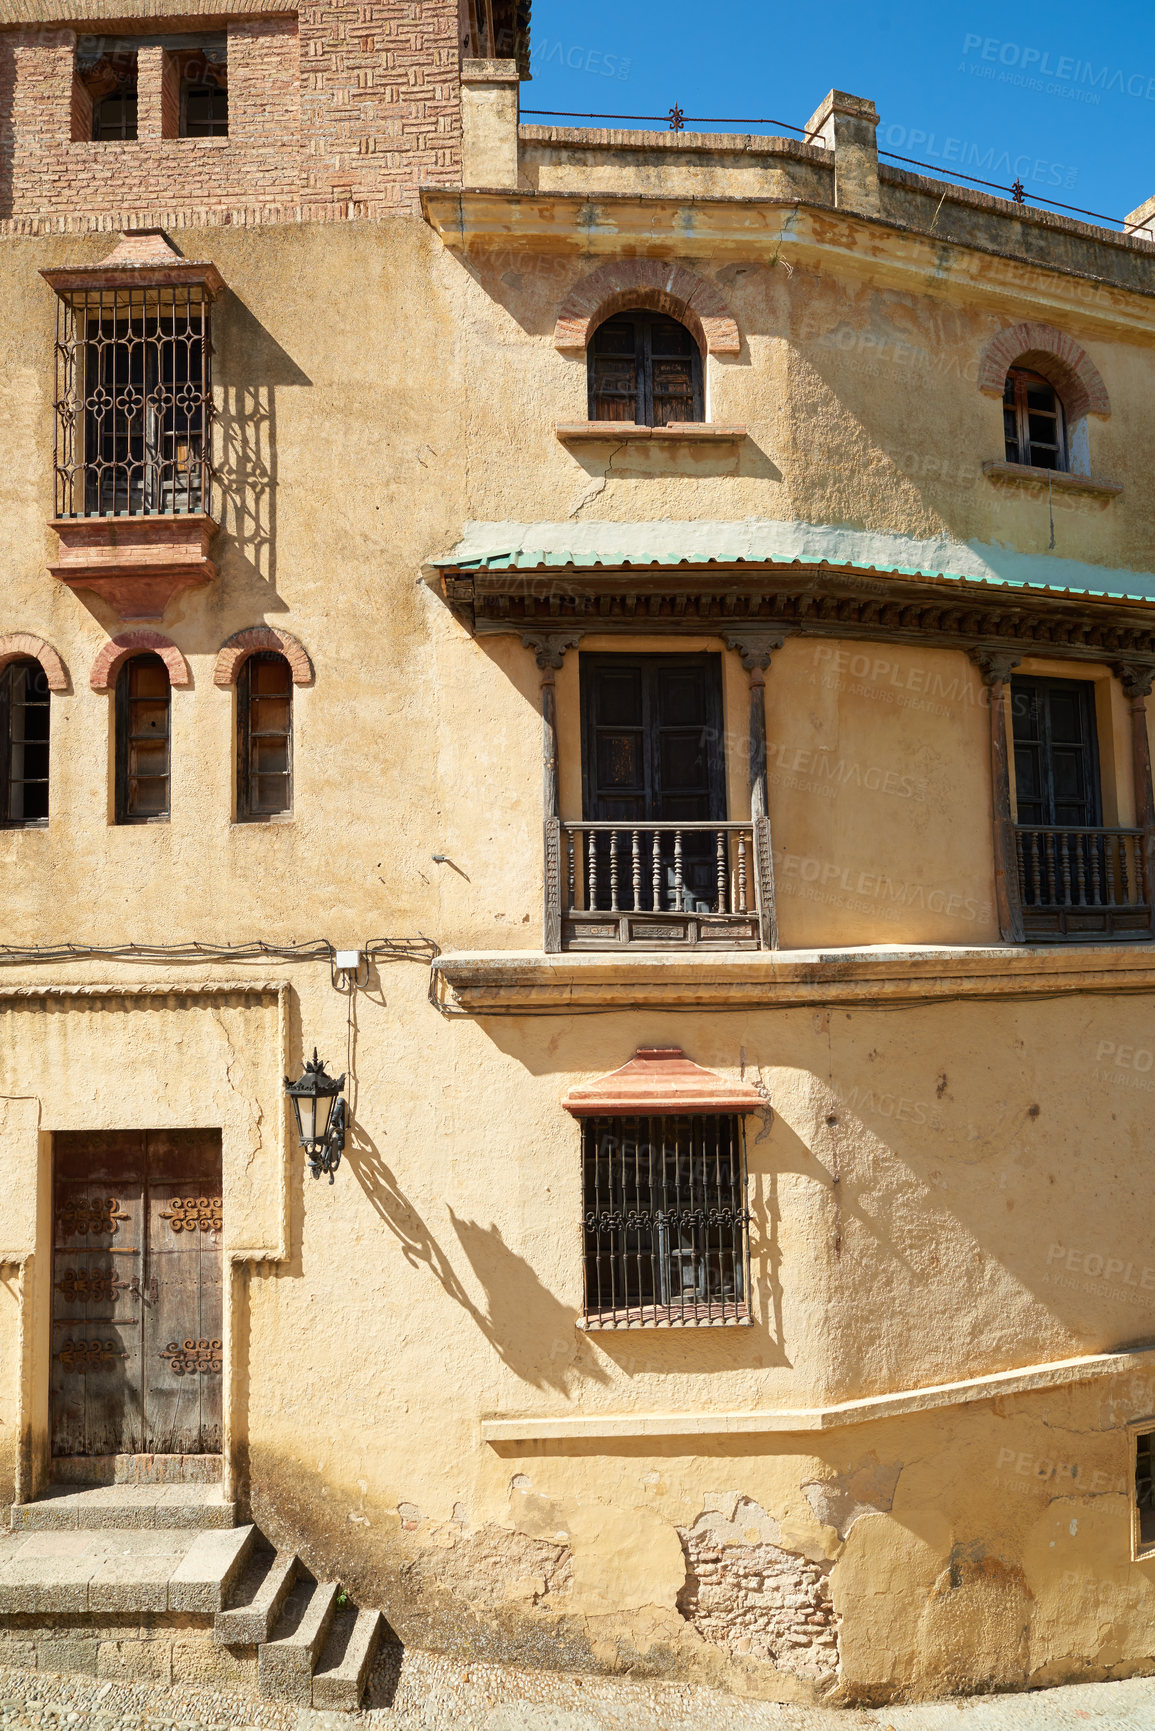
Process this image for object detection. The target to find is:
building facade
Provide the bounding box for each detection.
[1,0,1154,1707]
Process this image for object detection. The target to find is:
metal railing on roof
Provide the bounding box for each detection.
[520,106,1143,233]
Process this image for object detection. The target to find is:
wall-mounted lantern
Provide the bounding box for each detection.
[284,1049,346,1183]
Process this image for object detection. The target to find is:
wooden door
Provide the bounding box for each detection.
[51,1131,222,1460]
[581,654,725,910]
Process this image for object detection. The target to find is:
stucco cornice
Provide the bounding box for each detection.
[480,1344,1155,1441]
[420,191,1155,337]
[432,943,1155,1014]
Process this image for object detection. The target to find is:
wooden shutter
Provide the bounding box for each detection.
[1010,676,1101,827]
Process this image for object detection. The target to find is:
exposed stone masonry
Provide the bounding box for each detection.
[676,1497,839,1684]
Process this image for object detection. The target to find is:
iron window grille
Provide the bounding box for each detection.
[1003,367,1067,471]
[588,308,703,426]
[115,654,171,824]
[582,1114,751,1327]
[53,284,213,519]
[237,652,292,820]
[0,660,51,828]
[1138,1431,1155,1550]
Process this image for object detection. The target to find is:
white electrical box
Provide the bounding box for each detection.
[335,950,362,971]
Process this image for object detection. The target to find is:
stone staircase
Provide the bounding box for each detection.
[0,1484,382,1708]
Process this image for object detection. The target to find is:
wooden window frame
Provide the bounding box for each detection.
[115,652,171,825]
[579,651,726,825]
[1130,1420,1155,1561]
[0,658,51,830]
[1004,366,1068,471]
[236,651,293,822]
[1009,675,1103,829]
[587,308,704,427]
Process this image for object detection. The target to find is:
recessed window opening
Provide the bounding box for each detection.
[0,660,50,828]
[582,1114,750,1326]
[588,308,703,426]
[1004,366,1067,471]
[1137,1431,1155,1551]
[174,40,228,137]
[237,652,292,820]
[77,41,139,140]
[115,653,171,824]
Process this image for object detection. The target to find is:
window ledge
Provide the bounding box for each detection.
[49,514,219,623]
[432,941,1155,1013]
[556,422,747,443]
[580,1311,751,1331]
[982,460,1122,499]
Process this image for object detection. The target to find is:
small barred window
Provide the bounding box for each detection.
[581,1114,750,1328]
[1003,367,1067,471]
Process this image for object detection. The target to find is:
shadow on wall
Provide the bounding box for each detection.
[214,294,312,603]
[344,1125,605,1395]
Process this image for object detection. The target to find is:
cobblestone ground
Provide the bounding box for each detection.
[0,1657,1154,1731]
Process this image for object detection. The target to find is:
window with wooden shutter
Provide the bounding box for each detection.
[115,653,171,824]
[1010,677,1100,828]
[1003,367,1067,470]
[588,309,703,426]
[0,659,51,828]
[237,652,292,820]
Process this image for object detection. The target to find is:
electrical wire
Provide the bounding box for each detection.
[0,937,437,969]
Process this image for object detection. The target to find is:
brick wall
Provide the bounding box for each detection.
[0,2,463,231]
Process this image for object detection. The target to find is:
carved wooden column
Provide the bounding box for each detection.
[726,632,786,950]
[523,633,582,953]
[970,649,1024,943]
[1115,662,1155,933]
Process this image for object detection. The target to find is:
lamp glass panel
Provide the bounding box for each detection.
[297,1091,320,1144]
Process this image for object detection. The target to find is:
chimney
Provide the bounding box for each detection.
[804,89,881,219]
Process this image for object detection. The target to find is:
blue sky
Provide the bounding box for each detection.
[526,0,1155,225]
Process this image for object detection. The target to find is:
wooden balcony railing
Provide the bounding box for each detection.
[548,819,769,950]
[1015,825,1154,939]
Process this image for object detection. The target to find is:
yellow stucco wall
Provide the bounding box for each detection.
[1,196,1154,1704]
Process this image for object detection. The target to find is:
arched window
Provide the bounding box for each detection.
[588,309,703,426]
[1004,367,1067,471]
[0,659,50,828]
[115,653,171,824]
[237,652,292,820]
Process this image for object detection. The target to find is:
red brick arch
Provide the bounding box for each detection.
[213,626,313,688]
[978,321,1110,420]
[89,631,191,694]
[553,260,741,355]
[0,633,68,692]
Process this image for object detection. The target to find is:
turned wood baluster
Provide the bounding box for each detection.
[1014,831,1027,904]
[674,830,684,912]
[1074,832,1086,905]
[567,829,575,912]
[715,830,727,913]
[1089,833,1102,905]
[651,829,661,912]
[1029,832,1042,905]
[1105,835,1117,907]
[588,828,598,910]
[1059,832,1072,906]
[737,830,748,913]
[609,828,619,912]
[1044,830,1056,904]
[631,830,641,912]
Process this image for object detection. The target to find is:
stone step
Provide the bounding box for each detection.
[0,1523,253,1615]
[258,1575,339,1705]
[311,1605,382,1711]
[214,1546,298,1646]
[168,1523,255,1612]
[11,1483,236,1532]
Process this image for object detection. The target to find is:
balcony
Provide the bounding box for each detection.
[1015,825,1153,940]
[550,819,770,951]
